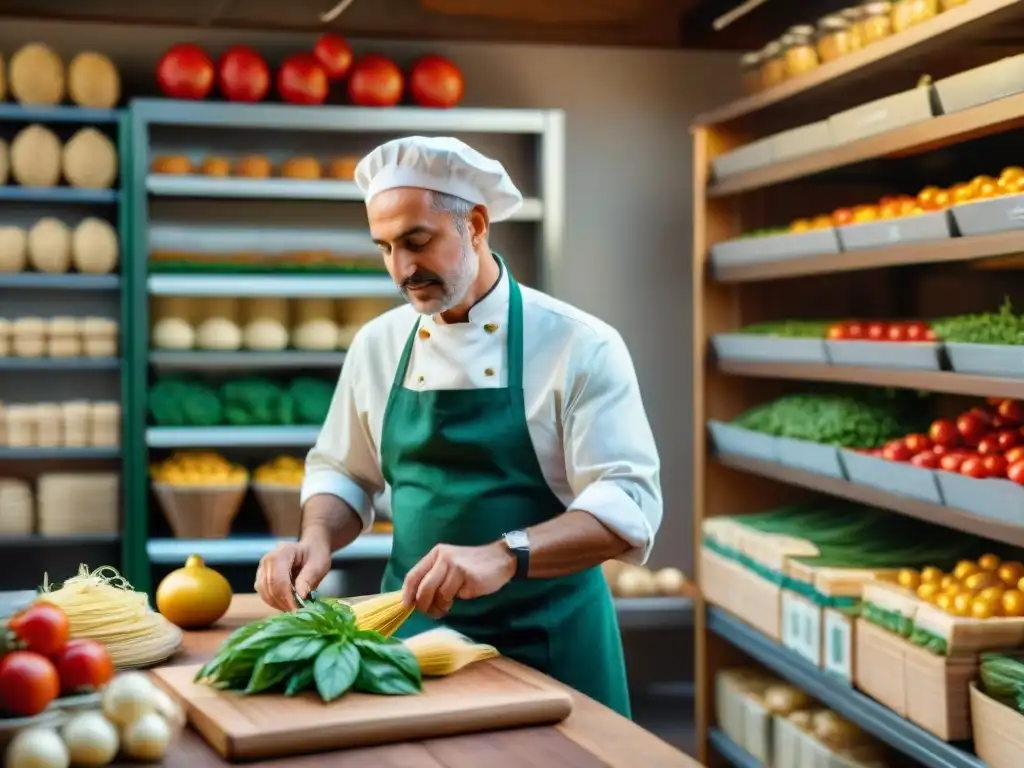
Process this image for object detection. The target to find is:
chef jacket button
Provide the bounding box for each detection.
[418,328,431,340]
[484,323,499,334]
[417,375,425,384]
[484,368,495,377]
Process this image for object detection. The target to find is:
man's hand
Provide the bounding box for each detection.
[402,542,515,619]
[255,539,333,612]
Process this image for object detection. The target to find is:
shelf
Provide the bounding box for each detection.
[613,597,694,630]
[147,274,397,298]
[0,103,123,124]
[0,187,119,204]
[0,357,120,371]
[0,533,121,546]
[708,607,984,768]
[717,359,1024,400]
[147,534,394,565]
[708,91,1024,196]
[0,447,120,460]
[0,274,120,290]
[712,229,1024,283]
[716,452,1024,547]
[149,350,347,371]
[146,425,319,448]
[693,0,1024,126]
[708,728,763,768]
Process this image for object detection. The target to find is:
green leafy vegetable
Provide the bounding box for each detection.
[933,297,1024,346]
[314,642,362,702]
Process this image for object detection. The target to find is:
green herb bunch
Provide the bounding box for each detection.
[932,297,1024,346]
[738,320,831,338]
[194,598,421,702]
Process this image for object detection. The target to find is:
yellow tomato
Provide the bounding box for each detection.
[952,592,974,616]
[916,583,941,602]
[953,560,980,581]
[971,595,1000,619]
[790,219,812,232]
[897,568,921,590]
[1000,165,1024,181]
[978,586,1006,603]
[811,214,833,229]
[940,574,956,590]
[950,183,974,205]
[965,571,1000,591]
[920,566,944,585]
[979,554,1002,572]
[998,562,1024,586]
[916,185,942,208]
[936,593,953,612]
[1003,590,1024,617]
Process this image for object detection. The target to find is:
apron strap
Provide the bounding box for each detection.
[393,317,420,386]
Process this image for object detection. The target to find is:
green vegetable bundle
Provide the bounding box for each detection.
[732,393,911,448]
[933,297,1024,346]
[148,376,335,427]
[980,653,1024,713]
[738,320,831,338]
[148,379,223,427]
[196,597,421,701]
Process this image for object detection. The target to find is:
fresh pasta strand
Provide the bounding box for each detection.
[344,591,414,637]
[402,627,499,676]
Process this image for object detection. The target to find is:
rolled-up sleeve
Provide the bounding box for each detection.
[300,335,384,532]
[562,331,662,565]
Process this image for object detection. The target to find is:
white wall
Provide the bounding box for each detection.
[0,18,739,572]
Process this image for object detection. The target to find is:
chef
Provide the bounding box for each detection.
[256,136,662,718]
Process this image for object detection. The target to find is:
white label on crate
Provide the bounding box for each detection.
[803,599,821,667]
[824,610,852,682]
[781,592,802,654]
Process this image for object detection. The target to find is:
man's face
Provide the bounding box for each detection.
[368,188,477,315]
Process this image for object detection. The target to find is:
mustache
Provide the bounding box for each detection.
[402,270,444,289]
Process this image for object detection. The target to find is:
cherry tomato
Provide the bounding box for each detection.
[911,451,939,469]
[0,651,59,717]
[866,322,887,341]
[924,329,937,341]
[827,324,848,340]
[983,454,1009,478]
[998,400,1024,424]
[904,322,930,342]
[1006,446,1024,465]
[882,440,912,462]
[929,418,960,448]
[887,324,909,342]
[1008,459,1024,486]
[52,639,114,695]
[9,603,69,656]
[997,430,1021,452]
[845,323,865,340]
[957,413,989,445]
[903,433,932,454]
[961,456,990,479]
[940,453,968,473]
[933,444,951,456]
[978,436,1001,456]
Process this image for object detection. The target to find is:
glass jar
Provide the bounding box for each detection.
[760,41,787,87]
[782,27,820,78]
[861,1,894,44]
[817,15,854,62]
[841,6,865,50]
[739,51,763,93]
[893,0,938,32]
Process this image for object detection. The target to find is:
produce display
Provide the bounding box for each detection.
[5,43,121,108]
[0,400,120,450]
[149,151,362,181]
[734,320,832,338]
[0,217,118,275]
[932,298,1024,346]
[147,377,333,427]
[731,392,915,448]
[254,455,304,486]
[1,123,117,192]
[980,653,1024,714]
[735,318,937,342]
[601,561,689,598]
[0,316,117,358]
[150,451,247,486]
[896,554,1024,620]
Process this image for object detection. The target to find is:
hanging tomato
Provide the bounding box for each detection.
[312,33,353,80]
[408,55,464,109]
[276,54,329,105]
[156,43,215,100]
[347,54,404,108]
[217,46,270,102]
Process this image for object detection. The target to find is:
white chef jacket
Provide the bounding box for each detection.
[300,264,663,565]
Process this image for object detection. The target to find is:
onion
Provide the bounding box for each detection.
[121,713,172,761]
[102,672,157,726]
[5,726,70,768]
[61,712,118,767]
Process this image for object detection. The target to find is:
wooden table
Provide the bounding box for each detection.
[155,595,702,768]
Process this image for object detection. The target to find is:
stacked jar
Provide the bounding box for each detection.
[860,1,894,44]
[892,0,939,32]
[816,14,855,63]
[781,25,820,79]
[760,41,787,88]
[739,51,763,93]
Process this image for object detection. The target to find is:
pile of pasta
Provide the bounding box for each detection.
[37,564,183,668]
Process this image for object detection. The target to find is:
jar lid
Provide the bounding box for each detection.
[862,0,893,12]
[788,24,816,36]
[818,14,850,30]
[762,40,783,56]
[739,51,762,66]
[780,32,813,46]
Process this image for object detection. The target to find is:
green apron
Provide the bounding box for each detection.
[378,262,631,718]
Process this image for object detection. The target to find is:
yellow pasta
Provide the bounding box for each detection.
[402,628,498,676]
[346,591,414,637]
[37,564,183,668]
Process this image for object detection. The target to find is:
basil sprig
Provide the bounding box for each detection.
[194,599,422,702]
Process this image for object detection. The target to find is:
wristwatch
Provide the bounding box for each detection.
[503,530,530,581]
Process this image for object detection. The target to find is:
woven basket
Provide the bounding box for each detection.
[252,482,302,538]
[153,482,247,539]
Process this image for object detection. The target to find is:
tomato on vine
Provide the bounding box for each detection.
[7,603,69,656]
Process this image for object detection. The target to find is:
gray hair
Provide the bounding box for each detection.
[431,191,474,237]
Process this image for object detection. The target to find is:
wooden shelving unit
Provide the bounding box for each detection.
[691,1,1024,765]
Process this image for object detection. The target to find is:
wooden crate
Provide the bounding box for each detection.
[854,618,910,716]
[701,546,782,640]
[904,643,977,741]
[913,602,1024,655]
[970,682,1024,768]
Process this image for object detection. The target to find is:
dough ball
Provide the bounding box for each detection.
[11,124,62,188]
[200,157,231,176]
[327,156,358,180]
[72,218,118,274]
[151,318,195,350]
[151,155,192,174]
[292,319,339,351]
[196,318,242,351]
[9,43,64,105]
[27,218,72,274]
[236,155,271,178]
[63,128,118,189]
[67,51,121,109]
[0,227,27,273]
[0,139,8,185]
[280,157,321,180]
[243,319,289,351]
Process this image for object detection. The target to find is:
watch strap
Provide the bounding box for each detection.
[504,531,530,580]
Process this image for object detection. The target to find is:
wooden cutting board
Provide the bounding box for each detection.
[152,657,574,761]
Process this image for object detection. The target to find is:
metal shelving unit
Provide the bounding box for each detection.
[707,729,762,768]
[126,98,566,595]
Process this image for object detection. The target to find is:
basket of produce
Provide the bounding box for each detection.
[711,321,829,365]
[933,300,1024,378]
[150,452,248,539]
[251,455,303,538]
[971,653,1024,768]
[824,319,941,370]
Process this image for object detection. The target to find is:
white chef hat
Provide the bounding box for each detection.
[354,136,524,222]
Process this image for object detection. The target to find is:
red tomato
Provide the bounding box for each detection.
[957,413,989,445]
[408,54,465,109]
[53,639,114,695]
[1009,459,1024,486]
[983,454,1009,477]
[217,46,269,102]
[1006,446,1024,465]
[156,43,215,100]
[933,444,951,456]
[882,440,912,462]
[998,399,1024,424]
[0,651,59,716]
[866,322,887,341]
[903,434,932,454]
[940,453,968,472]
[905,322,930,342]
[870,448,885,458]
[9,603,69,656]
[996,429,1021,452]
[887,324,909,342]
[977,436,1001,456]
[312,33,353,80]
[929,418,960,448]
[924,329,937,341]
[845,323,865,339]
[910,451,939,469]
[348,54,404,107]
[277,53,329,105]
[827,324,848,340]
[961,456,990,478]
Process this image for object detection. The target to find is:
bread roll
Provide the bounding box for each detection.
[67,52,120,109]
[0,227,27,273]
[236,155,272,178]
[280,157,321,180]
[27,218,72,273]
[151,318,195,350]
[196,317,242,351]
[9,43,64,105]
[0,139,8,185]
[200,157,231,176]
[11,125,62,188]
[292,319,339,351]
[151,155,192,174]
[62,128,118,189]
[72,218,118,274]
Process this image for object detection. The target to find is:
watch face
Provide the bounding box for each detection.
[505,530,529,550]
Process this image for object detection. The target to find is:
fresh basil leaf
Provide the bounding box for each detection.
[355,638,422,687]
[354,657,421,696]
[313,641,361,702]
[246,657,300,694]
[284,666,315,696]
[261,636,328,665]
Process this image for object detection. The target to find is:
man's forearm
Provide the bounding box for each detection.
[300,493,364,552]
[503,509,632,579]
